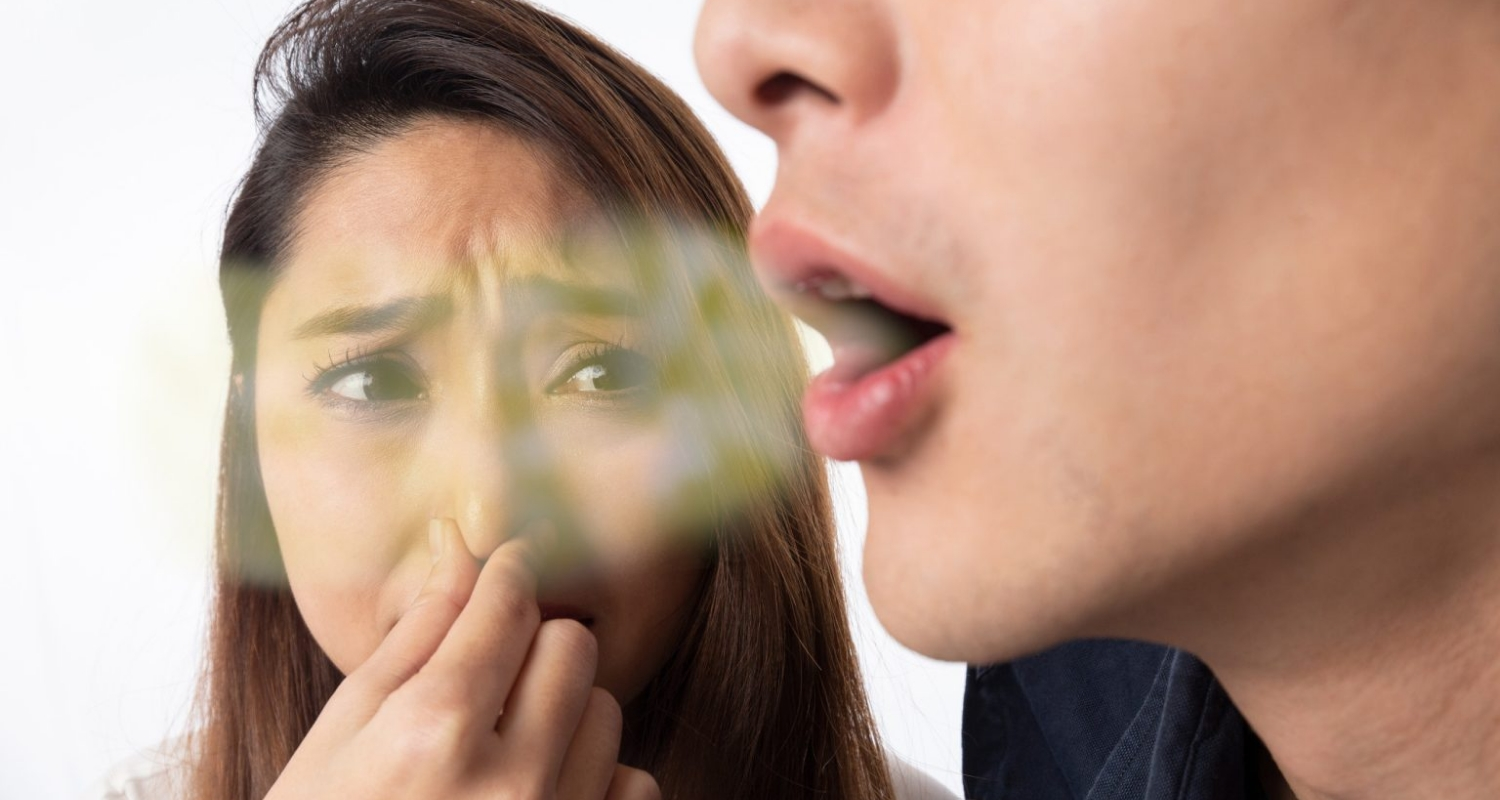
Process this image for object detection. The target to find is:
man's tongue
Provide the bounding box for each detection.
[821,299,949,384]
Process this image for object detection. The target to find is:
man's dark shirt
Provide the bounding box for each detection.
[963,640,1264,800]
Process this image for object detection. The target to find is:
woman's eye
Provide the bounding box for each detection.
[325,361,426,403]
[554,349,654,395]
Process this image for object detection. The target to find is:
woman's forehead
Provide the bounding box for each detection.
[272,118,636,327]
[301,118,587,237]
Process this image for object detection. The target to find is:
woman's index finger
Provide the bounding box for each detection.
[342,519,480,707]
[406,525,552,724]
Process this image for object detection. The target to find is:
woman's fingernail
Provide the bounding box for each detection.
[428,518,447,565]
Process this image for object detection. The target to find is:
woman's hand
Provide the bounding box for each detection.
[266,519,659,800]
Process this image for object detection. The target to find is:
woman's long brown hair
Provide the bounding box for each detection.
[194,1,894,799]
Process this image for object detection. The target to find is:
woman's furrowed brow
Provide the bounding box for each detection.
[292,294,454,340]
[289,279,637,341]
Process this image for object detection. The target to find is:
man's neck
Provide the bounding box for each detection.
[1166,456,1500,799]
[1235,587,1500,800]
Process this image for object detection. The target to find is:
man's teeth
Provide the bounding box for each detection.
[798,274,874,302]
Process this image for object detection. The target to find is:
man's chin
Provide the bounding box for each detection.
[862,553,1082,665]
[873,599,1073,665]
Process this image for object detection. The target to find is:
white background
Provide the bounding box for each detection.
[0,1,965,796]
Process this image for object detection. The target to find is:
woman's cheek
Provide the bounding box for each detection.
[550,419,680,558]
[550,419,707,700]
[259,404,429,675]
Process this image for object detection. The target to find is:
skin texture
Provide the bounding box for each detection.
[255,119,705,707]
[696,1,1500,798]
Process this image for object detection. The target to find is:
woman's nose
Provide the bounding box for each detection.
[436,401,579,561]
[432,372,560,547]
[442,422,516,559]
[694,0,901,142]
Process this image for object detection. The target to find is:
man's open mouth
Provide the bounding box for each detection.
[792,272,953,383]
[749,221,957,461]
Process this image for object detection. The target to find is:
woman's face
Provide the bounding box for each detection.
[254,119,706,703]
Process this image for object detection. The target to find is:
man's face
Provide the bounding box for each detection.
[696,1,1500,662]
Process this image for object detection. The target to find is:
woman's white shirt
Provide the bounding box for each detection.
[888,754,962,800]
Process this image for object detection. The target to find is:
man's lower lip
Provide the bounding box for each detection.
[802,333,955,462]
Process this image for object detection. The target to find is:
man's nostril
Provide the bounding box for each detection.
[756,71,839,107]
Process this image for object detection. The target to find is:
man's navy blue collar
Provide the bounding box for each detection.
[963,639,1264,800]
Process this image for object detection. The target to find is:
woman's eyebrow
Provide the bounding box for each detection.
[292,294,453,340]
[291,278,637,340]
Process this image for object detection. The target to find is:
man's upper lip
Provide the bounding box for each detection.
[749,217,947,326]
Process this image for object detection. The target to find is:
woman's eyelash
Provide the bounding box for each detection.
[304,346,429,408]
[547,342,616,391]
[300,341,649,405]
[306,342,370,382]
[548,340,655,396]
[303,345,374,394]
[573,341,625,366]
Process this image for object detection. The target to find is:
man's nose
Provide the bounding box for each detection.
[693,0,900,142]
